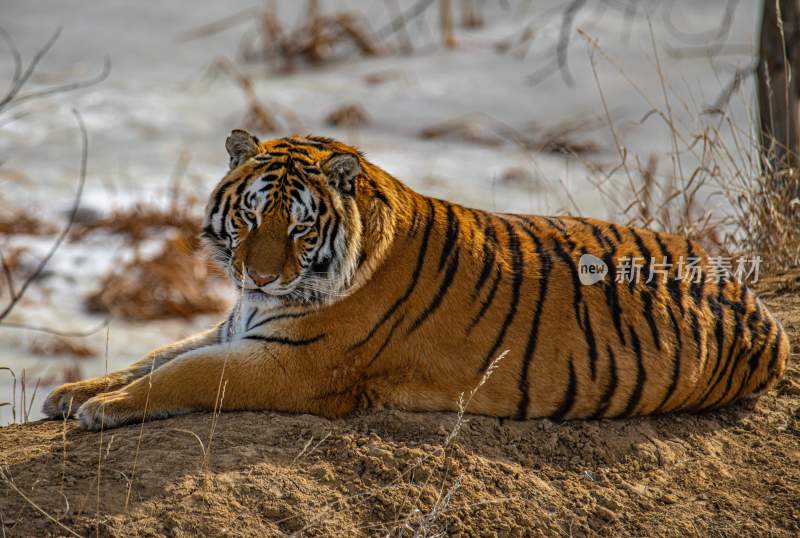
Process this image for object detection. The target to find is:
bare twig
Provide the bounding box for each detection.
[0,319,109,338]
[4,57,111,112]
[0,108,88,322]
[0,27,62,112]
[375,0,436,39]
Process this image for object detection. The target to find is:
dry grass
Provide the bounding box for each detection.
[237,0,383,72]
[575,26,800,271]
[27,335,96,359]
[70,184,229,321]
[0,208,57,236]
[69,203,200,244]
[86,232,227,321]
[419,114,603,155]
[326,103,370,128]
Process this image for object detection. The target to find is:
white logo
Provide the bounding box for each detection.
[578,254,608,285]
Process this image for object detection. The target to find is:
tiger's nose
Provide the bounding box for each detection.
[249,271,278,286]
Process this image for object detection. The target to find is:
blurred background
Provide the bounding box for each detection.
[1,0,795,424]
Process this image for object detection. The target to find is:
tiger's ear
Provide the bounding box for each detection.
[225,129,260,170]
[322,153,360,195]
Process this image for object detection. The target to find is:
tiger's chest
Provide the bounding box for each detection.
[219,298,312,344]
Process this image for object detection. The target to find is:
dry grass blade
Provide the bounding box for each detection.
[0,467,84,538]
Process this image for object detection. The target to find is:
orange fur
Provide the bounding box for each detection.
[43,132,790,430]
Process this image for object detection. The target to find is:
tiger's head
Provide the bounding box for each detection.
[201,130,380,306]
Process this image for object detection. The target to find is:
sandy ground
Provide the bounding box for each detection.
[0,272,797,537]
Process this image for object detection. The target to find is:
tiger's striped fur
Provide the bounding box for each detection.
[44,130,790,430]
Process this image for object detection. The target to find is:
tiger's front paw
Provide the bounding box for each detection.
[77,390,143,430]
[42,380,110,419]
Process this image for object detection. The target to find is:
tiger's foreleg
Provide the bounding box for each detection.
[76,339,350,430]
[42,327,221,419]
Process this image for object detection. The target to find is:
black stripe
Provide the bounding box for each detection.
[549,356,577,421]
[370,180,391,207]
[582,224,624,346]
[672,310,707,410]
[208,188,227,228]
[480,219,524,373]
[550,237,600,378]
[235,174,252,197]
[546,217,571,238]
[408,205,419,237]
[326,213,342,256]
[654,234,675,268]
[605,252,626,346]
[408,248,460,334]
[266,160,286,172]
[712,343,751,408]
[247,311,309,332]
[736,335,772,399]
[220,308,237,343]
[640,290,661,350]
[666,277,684,315]
[655,307,682,413]
[438,202,460,272]
[473,222,498,299]
[288,188,306,206]
[590,344,618,418]
[219,196,231,234]
[588,222,612,249]
[767,323,784,374]
[469,267,502,331]
[630,228,656,290]
[690,309,702,359]
[514,228,551,419]
[550,238,585,331]
[698,293,727,404]
[244,307,258,331]
[686,241,706,307]
[244,333,324,346]
[201,224,219,241]
[704,287,747,407]
[580,301,600,379]
[366,315,405,368]
[620,326,646,417]
[349,199,436,351]
[608,224,623,242]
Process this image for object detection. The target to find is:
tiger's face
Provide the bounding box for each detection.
[201,130,363,305]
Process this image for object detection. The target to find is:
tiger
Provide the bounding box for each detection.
[43,129,790,430]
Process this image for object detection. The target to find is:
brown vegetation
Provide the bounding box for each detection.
[27,336,96,360]
[85,233,227,321]
[325,104,370,128]
[0,209,57,236]
[419,115,603,155]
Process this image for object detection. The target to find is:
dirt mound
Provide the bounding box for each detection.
[1,282,798,537]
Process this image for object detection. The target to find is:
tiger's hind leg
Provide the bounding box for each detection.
[42,327,219,419]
